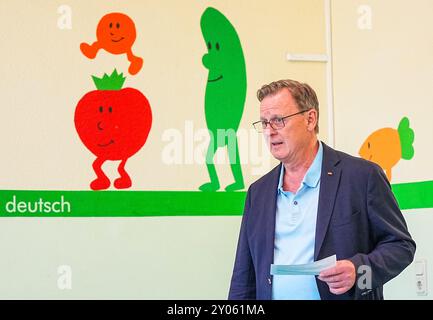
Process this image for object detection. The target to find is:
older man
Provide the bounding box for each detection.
[228,79,415,300]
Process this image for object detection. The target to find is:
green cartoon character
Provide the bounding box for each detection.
[199,7,247,192]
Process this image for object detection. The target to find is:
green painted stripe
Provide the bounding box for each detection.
[1,180,431,217]
[392,180,433,210]
[0,190,246,217]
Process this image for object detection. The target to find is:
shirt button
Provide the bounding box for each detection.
[268,278,272,285]
[293,201,298,205]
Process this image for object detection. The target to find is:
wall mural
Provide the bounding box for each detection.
[359,117,433,210]
[80,12,143,75]
[199,7,247,192]
[359,116,414,181]
[74,69,152,190]
[1,7,250,217]
[1,6,431,217]
[77,12,152,191]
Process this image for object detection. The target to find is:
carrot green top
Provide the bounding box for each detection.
[92,69,126,90]
[398,117,415,160]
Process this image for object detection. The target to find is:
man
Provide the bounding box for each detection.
[228,79,415,300]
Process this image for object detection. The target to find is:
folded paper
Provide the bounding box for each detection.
[270,255,337,276]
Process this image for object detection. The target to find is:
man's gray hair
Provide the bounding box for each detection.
[257,79,319,133]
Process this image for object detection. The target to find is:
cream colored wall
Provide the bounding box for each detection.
[0,0,327,298]
[332,0,433,299]
[0,0,328,191]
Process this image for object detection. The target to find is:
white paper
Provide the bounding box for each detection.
[270,255,337,276]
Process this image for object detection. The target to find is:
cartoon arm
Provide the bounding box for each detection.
[80,41,101,59]
[126,49,143,75]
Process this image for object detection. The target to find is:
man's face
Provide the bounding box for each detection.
[260,89,310,163]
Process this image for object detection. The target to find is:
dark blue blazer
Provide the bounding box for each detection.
[228,143,416,300]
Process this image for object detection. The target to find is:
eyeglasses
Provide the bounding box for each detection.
[253,109,310,132]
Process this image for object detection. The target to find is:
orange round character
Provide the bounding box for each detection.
[80,13,143,75]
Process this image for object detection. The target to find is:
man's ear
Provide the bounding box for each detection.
[306,109,318,131]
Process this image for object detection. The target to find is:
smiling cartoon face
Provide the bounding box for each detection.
[75,88,152,160]
[200,7,247,132]
[200,7,245,85]
[359,127,401,169]
[96,13,137,54]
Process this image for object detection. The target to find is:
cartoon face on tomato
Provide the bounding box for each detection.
[74,70,152,190]
[96,13,137,55]
[75,88,151,160]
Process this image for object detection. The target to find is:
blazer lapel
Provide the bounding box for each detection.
[264,163,281,257]
[262,163,281,299]
[314,143,342,260]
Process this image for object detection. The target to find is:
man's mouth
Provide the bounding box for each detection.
[98,139,114,147]
[111,37,125,42]
[271,142,283,147]
[208,75,223,82]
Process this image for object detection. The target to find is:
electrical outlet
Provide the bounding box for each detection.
[415,259,428,296]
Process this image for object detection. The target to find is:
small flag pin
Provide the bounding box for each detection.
[327,172,333,176]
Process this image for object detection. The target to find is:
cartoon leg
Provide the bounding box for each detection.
[90,157,110,190]
[126,49,143,75]
[114,159,132,189]
[80,41,101,59]
[199,142,220,192]
[225,137,244,192]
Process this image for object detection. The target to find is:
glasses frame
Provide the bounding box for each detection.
[252,109,310,132]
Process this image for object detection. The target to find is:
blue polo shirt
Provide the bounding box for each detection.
[272,141,323,300]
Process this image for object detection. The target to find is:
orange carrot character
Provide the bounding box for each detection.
[359,117,414,181]
[80,12,143,75]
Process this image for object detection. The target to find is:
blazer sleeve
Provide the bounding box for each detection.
[228,187,257,300]
[348,164,416,298]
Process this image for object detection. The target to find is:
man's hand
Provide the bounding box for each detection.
[318,260,356,295]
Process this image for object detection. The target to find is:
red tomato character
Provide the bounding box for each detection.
[75,69,152,190]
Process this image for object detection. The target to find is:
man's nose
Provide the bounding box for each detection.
[264,124,278,135]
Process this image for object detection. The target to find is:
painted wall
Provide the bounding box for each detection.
[332,0,433,299]
[1,0,429,300]
[0,0,328,298]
